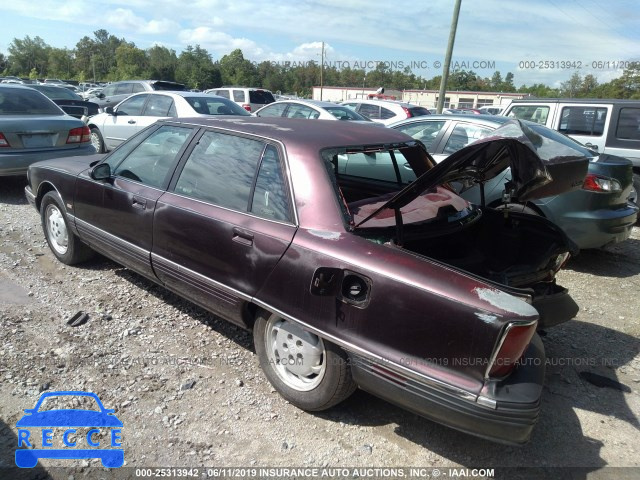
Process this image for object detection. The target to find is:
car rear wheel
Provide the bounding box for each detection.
[41,191,94,265]
[253,311,356,411]
[90,127,105,153]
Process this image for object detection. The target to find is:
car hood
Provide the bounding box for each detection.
[355,120,588,227]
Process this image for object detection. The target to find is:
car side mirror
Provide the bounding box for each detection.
[96,92,105,99]
[91,163,111,181]
[105,106,115,115]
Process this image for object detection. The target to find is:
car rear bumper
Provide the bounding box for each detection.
[349,334,545,445]
[557,203,638,249]
[0,144,95,176]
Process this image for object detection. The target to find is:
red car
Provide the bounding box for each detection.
[25,117,588,444]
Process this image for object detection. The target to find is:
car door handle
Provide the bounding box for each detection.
[403,162,413,170]
[127,120,136,124]
[584,142,599,150]
[232,227,254,246]
[132,196,147,209]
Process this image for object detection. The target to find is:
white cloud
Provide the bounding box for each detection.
[178,28,265,57]
[104,8,179,35]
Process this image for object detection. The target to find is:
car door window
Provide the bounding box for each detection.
[102,85,117,97]
[174,131,264,211]
[380,107,395,120]
[213,89,230,99]
[250,145,292,222]
[256,103,288,117]
[443,123,493,155]
[233,90,245,102]
[285,104,319,119]
[131,83,146,93]
[558,106,607,136]
[112,125,192,188]
[358,104,381,119]
[116,95,148,116]
[143,95,175,117]
[507,105,549,124]
[616,108,640,140]
[395,120,447,150]
[115,83,134,96]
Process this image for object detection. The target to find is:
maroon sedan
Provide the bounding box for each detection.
[25,117,588,444]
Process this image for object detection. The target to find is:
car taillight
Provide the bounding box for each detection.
[582,173,621,193]
[66,126,91,144]
[402,106,412,118]
[487,321,537,379]
[0,132,10,147]
[242,104,252,112]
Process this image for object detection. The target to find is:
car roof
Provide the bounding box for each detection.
[389,114,507,128]
[342,98,421,108]
[509,98,640,105]
[273,99,344,108]
[162,116,413,151]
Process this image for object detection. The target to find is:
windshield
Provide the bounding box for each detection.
[0,88,62,115]
[325,106,370,121]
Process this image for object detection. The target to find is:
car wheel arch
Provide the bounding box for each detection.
[36,181,62,212]
[488,200,545,217]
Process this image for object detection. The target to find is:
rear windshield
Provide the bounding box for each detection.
[409,107,431,117]
[249,90,275,104]
[152,81,188,91]
[0,88,62,115]
[32,86,81,101]
[185,96,251,116]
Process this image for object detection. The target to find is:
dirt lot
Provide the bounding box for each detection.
[0,175,639,480]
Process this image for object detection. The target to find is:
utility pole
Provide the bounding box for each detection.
[320,42,325,101]
[436,0,462,114]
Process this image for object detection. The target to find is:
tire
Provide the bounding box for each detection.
[631,172,640,207]
[90,127,105,153]
[41,191,94,265]
[494,203,539,216]
[253,311,356,411]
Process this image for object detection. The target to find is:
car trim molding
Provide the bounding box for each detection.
[249,297,481,406]
[75,218,150,266]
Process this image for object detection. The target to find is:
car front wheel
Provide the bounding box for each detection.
[253,311,356,411]
[41,191,94,265]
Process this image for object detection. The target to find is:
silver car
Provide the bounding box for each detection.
[254,99,372,123]
[0,84,95,176]
[88,91,251,152]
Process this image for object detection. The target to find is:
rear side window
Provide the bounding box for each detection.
[233,90,245,102]
[174,131,264,211]
[152,81,187,91]
[250,145,292,222]
[131,83,146,93]
[615,108,640,141]
[558,106,607,136]
[286,104,319,119]
[185,97,251,116]
[213,89,230,99]
[249,90,275,104]
[380,107,395,120]
[507,105,549,124]
[358,104,380,119]
[115,83,134,95]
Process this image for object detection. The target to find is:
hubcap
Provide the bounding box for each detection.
[90,132,101,152]
[46,204,68,255]
[628,185,638,206]
[265,316,326,391]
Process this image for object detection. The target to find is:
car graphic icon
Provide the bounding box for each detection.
[15,391,123,468]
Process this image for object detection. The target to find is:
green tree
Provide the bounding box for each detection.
[148,45,178,81]
[47,47,75,79]
[115,43,148,79]
[7,36,49,76]
[560,72,582,98]
[219,49,257,86]
[176,45,221,89]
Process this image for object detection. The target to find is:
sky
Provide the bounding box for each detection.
[2,0,639,89]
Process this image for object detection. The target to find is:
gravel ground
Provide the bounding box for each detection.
[0,175,639,480]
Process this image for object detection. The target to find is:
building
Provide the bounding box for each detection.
[312,86,527,108]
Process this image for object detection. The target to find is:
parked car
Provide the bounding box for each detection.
[502,98,640,201]
[204,87,275,112]
[0,84,94,176]
[340,99,430,125]
[81,87,103,101]
[389,115,638,249]
[87,91,250,152]
[26,117,588,444]
[254,99,372,123]
[89,80,187,108]
[26,84,100,120]
[478,106,504,115]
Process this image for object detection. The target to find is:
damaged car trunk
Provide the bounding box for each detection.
[328,120,588,329]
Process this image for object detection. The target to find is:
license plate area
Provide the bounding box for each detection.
[21,133,57,148]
